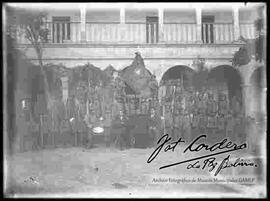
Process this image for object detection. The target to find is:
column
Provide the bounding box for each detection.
[195,7,202,43]
[120,7,125,24]
[158,8,164,43]
[80,4,86,42]
[119,7,126,42]
[241,83,251,117]
[241,83,255,152]
[233,7,240,41]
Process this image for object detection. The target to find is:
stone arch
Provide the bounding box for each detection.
[207,65,243,109]
[160,65,196,88]
[248,65,266,85]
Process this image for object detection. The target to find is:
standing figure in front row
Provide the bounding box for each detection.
[218,93,229,116]
[225,111,235,141]
[182,109,191,143]
[191,110,200,139]
[111,110,129,150]
[149,108,162,147]
[165,105,173,137]
[173,109,182,141]
[104,107,112,147]
[207,92,218,134]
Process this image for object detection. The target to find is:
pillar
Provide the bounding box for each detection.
[158,8,164,43]
[241,83,251,117]
[119,7,126,42]
[120,7,125,24]
[233,7,240,41]
[195,7,202,43]
[80,5,86,42]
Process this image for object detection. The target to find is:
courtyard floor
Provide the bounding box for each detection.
[4,144,266,198]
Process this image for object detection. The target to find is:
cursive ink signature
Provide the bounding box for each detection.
[186,155,257,176]
[147,134,255,176]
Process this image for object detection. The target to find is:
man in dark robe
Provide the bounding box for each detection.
[111,110,129,150]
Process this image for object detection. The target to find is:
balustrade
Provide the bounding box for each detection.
[16,21,257,44]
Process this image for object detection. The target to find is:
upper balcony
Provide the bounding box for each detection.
[15,3,261,45]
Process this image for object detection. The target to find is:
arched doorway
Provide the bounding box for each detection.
[249,66,266,120]
[207,65,243,113]
[205,65,243,143]
[160,65,196,101]
[161,65,195,87]
[159,65,196,142]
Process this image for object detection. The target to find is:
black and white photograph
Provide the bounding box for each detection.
[3,2,267,198]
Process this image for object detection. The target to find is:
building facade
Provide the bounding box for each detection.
[14,3,266,118]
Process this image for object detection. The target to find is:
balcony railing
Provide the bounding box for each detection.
[162,23,197,43]
[240,23,256,39]
[16,21,256,44]
[202,23,234,44]
[85,22,146,43]
[46,21,81,43]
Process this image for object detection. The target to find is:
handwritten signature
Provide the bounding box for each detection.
[147,134,256,176]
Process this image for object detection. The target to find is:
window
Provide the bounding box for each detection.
[202,15,214,44]
[52,16,71,43]
[146,16,159,44]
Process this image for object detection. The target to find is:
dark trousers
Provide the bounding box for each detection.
[172,127,181,141]
[149,128,161,147]
[111,128,127,149]
[32,132,40,150]
[61,132,72,146]
[115,129,129,150]
[86,131,93,149]
[104,127,110,147]
[114,132,125,150]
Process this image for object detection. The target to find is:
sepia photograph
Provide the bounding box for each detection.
[3,2,267,198]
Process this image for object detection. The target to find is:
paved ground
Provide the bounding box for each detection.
[4,145,266,198]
